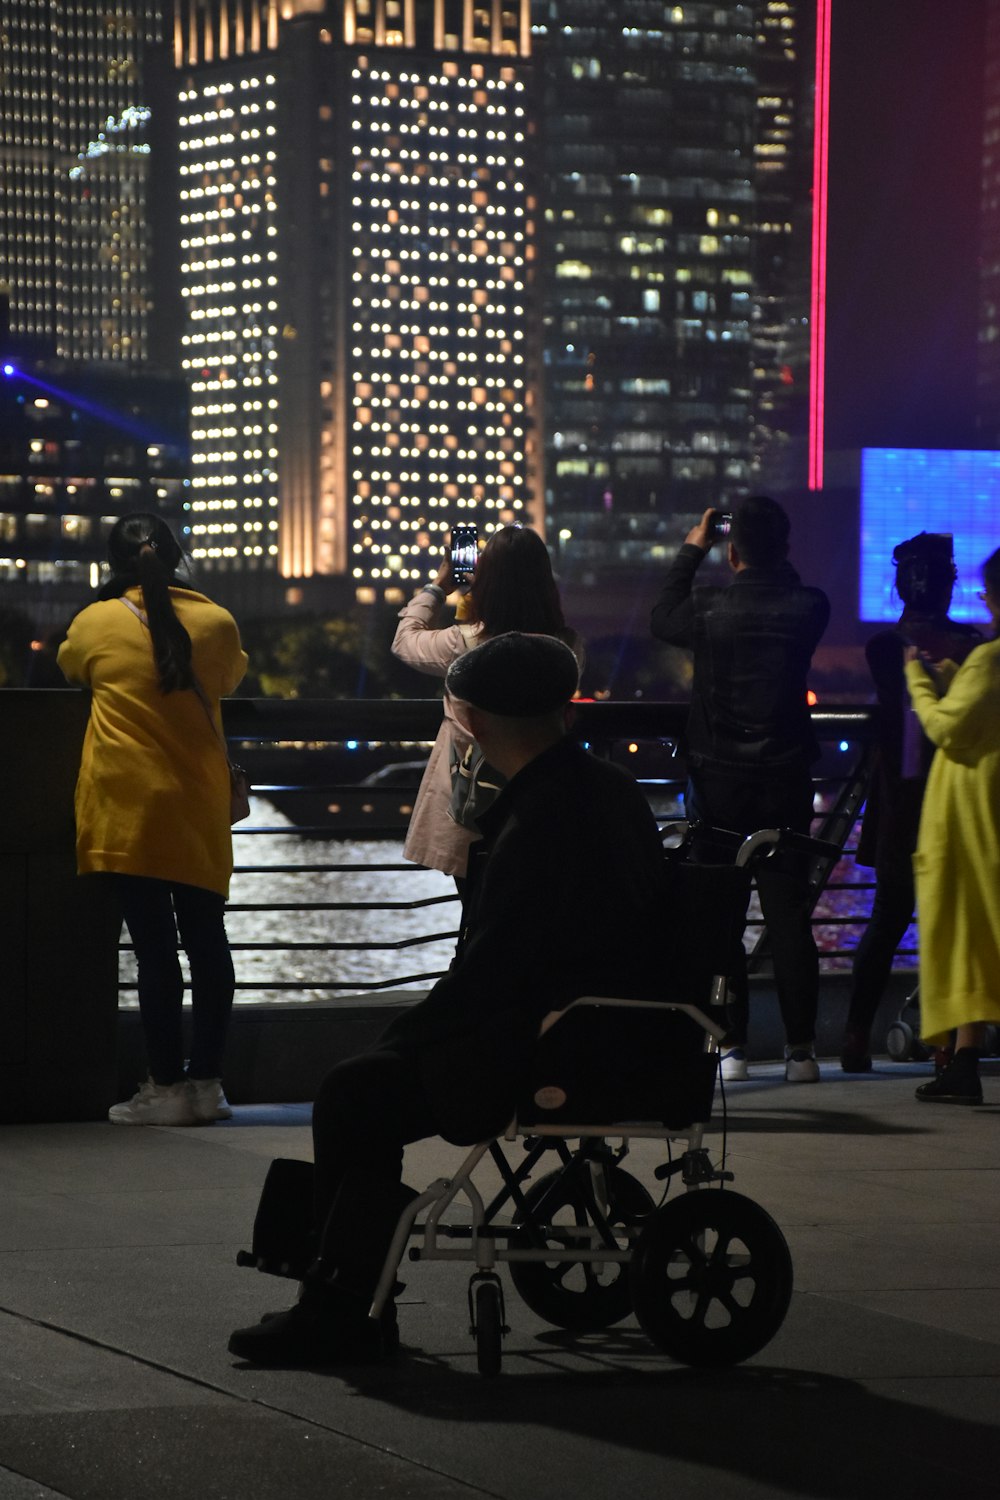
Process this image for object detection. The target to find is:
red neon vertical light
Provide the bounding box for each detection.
[809,0,832,491]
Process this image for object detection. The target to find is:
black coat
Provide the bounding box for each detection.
[377,737,671,1144]
[855,614,983,877]
[651,545,830,776]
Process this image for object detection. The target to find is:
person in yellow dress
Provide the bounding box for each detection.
[58,513,248,1126]
[904,546,1000,1104]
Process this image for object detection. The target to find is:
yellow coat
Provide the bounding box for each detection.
[905,640,1000,1044]
[57,587,248,898]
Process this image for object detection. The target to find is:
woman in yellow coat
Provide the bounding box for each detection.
[904,546,1000,1104]
[58,514,248,1126]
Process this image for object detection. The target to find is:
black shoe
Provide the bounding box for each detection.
[840,1027,872,1073]
[229,1283,393,1367]
[915,1051,982,1106]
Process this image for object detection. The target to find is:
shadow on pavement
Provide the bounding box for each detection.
[345,1345,1000,1498]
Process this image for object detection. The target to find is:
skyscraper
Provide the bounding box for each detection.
[0,1,164,363]
[750,0,816,491]
[161,0,539,609]
[532,0,809,590]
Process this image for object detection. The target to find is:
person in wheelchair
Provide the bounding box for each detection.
[229,631,673,1367]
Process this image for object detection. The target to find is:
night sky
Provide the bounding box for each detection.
[825,0,988,452]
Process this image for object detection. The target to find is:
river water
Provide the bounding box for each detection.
[118,794,916,1005]
[118,796,461,1005]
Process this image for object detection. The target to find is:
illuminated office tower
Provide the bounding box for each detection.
[165,1,538,607]
[533,1,758,578]
[0,1,164,363]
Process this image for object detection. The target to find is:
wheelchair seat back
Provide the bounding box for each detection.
[516,857,750,1130]
[518,1003,717,1129]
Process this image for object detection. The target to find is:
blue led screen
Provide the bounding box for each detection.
[859,448,999,623]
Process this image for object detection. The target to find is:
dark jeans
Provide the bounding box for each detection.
[311,1049,437,1296]
[686,770,819,1048]
[113,875,235,1085]
[846,869,915,1036]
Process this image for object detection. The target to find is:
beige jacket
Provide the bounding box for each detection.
[392,590,484,877]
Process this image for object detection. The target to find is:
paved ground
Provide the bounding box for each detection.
[1,1058,998,1500]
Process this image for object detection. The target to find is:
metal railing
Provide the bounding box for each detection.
[114,700,886,1003]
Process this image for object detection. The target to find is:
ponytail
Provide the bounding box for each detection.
[98,513,195,693]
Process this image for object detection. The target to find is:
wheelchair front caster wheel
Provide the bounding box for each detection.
[630,1189,793,1367]
[508,1166,654,1331]
[470,1276,505,1378]
[886,1021,928,1062]
[885,1021,912,1060]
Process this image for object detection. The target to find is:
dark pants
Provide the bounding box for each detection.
[310,1049,438,1296]
[686,770,819,1048]
[114,875,235,1085]
[846,869,915,1036]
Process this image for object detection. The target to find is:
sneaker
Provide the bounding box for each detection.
[719,1047,749,1082]
[916,1050,982,1105]
[109,1078,200,1127]
[187,1077,232,1123]
[228,1283,391,1368]
[784,1046,820,1084]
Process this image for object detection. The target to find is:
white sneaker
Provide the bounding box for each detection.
[109,1078,200,1127]
[720,1047,749,1082]
[784,1046,820,1084]
[187,1077,232,1123]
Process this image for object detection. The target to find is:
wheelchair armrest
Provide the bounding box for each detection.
[543,995,727,1045]
[734,827,842,869]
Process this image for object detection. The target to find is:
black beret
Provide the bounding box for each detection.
[445,632,579,716]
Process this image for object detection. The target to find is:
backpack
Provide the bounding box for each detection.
[448,739,505,829]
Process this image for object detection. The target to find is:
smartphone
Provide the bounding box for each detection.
[710,511,733,541]
[450,523,478,584]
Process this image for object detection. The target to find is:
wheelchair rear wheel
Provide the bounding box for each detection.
[509,1165,654,1332]
[630,1189,792,1366]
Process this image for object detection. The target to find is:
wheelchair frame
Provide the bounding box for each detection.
[367,825,836,1373]
[367,993,756,1376]
[240,824,816,1376]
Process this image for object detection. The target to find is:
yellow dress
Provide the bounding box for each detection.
[905,640,1000,1044]
[57,587,248,898]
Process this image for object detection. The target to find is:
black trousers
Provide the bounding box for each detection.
[310,1049,438,1296]
[686,770,819,1048]
[846,868,915,1035]
[113,874,235,1085]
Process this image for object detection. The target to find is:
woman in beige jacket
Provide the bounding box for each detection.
[392,525,582,884]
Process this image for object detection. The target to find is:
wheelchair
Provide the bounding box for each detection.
[239,824,816,1377]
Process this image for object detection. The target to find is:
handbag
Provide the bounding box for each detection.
[448,738,505,829]
[119,597,251,824]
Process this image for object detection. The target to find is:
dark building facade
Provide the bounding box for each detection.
[750,0,815,491]
[0,0,165,364]
[533,0,816,593]
[0,351,188,627]
[981,0,1000,439]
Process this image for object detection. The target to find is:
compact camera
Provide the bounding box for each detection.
[709,510,733,541]
[450,523,478,584]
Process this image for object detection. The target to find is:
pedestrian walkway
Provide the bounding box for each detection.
[0,1061,998,1500]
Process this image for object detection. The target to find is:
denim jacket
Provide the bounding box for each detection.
[651,544,830,775]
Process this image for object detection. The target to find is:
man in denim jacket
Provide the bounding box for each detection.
[651,495,830,1083]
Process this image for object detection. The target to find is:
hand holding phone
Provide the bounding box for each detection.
[450,523,478,585]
